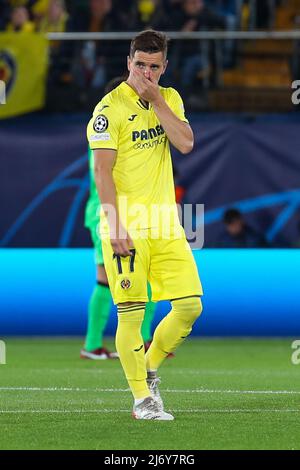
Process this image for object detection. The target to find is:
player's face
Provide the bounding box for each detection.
[127,51,168,84]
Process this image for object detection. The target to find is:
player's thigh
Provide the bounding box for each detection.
[101,235,150,305]
[149,235,203,302]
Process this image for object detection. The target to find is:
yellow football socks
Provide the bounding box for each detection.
[116,303,151,400]
[145,297,203,371]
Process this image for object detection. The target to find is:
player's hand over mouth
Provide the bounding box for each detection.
[131,69,161,104]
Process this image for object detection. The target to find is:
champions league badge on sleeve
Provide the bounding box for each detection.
[93,114,109,133]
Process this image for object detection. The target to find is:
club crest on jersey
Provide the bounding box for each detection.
[121,278,131,290]
[93,114,109,133]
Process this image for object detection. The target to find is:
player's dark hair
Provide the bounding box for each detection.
[130,30,168,59]
[223,208,242,225]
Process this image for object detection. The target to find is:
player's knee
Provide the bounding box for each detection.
[185,297,203,322]
[172,297,203,323]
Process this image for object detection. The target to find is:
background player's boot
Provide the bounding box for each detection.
[132,397,174,421]
[147,371,164,411]
[80,347,119,360]
[144,341,152,352]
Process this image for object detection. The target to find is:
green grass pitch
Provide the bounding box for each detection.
[0,338,299,450]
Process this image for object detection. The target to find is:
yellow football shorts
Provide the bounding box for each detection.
[101,227,203,305]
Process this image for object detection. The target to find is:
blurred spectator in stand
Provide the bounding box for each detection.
[6,5,35,31]
[206,0,240,66]
[207,0,239,19]
[31,0,52,27]
[60,0,126,89]
[2,1,52,28]
[173,0,226,31]
[128,0,170,31]
[113,0,135,26]
[242,0,281,30]
[38,0,68,86]
[38,0,68,34]
[170,0,226,100]
[6,0,45,17]
[218,208,268,248]
[36,0,68,90]
[0,1,11,30]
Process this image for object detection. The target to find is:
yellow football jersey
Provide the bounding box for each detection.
[86,82,188,236]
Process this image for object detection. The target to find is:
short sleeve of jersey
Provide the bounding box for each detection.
[87,99,121,151]
[166,88,189,123]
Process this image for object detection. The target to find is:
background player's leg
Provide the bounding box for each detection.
[145,296,202,371]
[82,265,117,359]
[116,302,151,400]
[141,283,156,344]
[84,265,111,351]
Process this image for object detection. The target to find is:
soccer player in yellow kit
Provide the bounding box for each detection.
[87,30,203,420]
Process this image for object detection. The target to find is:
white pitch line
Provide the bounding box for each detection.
[164,389,300,395]
[1,387,300,395]
[0,387,128,392]
[0,409,299,414]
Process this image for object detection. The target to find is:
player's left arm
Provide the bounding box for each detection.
[151,94,194,154]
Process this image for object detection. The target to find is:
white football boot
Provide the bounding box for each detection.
[147,372,164,412]
[132,397,174,421]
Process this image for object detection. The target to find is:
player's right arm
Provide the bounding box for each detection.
[93,149,133,257]
[87,100,133,257]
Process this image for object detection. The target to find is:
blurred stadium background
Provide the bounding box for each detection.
[1,0,300,336]
[1,0,300,450]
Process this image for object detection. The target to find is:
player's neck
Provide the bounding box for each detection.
[125,79,149,108]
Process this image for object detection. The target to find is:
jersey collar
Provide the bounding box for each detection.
[120,82,150,110]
